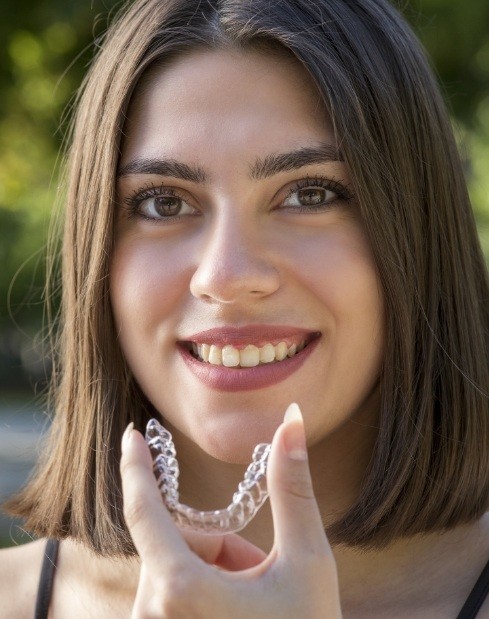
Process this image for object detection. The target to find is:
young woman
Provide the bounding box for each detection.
[1,0,488,616]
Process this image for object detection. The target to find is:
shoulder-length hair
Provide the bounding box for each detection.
[5,0,489,555]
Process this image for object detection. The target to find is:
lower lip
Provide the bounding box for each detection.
[178,337,320,392]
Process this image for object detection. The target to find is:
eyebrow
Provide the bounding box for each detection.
[117,143,344,183]
[250,143,344,180]
[117,158,207,183]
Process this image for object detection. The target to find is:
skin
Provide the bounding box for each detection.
[0,47,488,618]
[111,47,384,527]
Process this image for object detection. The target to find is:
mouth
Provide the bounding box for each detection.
[177,325,322,391]
[181,332,320,369]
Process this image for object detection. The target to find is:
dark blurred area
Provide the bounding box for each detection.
[0,0,122,397]
[0,0,124,545]
[0,0,488,545]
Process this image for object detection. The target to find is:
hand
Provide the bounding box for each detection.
[120,404,343,618]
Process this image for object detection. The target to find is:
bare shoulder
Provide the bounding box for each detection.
[461,514,489,619]
[475,553,489,619]
[0,538,46,619]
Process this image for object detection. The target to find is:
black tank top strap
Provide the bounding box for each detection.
[30,538,489,618]
[456,558,489,619]
[34,538,60,619]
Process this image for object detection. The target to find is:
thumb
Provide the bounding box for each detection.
[267,403,332,560]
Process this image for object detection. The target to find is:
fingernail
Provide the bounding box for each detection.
[282,403,308,461]
[122,422,134,453]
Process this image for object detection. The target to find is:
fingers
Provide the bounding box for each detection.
[120,424,193,573]
[212,535,267,571]
[267,403,333,561]
[121,425,267,576]
[121,414,341,617]
[121,409,333,576]
[182,530,267,571]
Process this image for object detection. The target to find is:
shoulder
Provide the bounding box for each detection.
[0,538,46,619]
[457,515,489,619]
[471,552,489,619]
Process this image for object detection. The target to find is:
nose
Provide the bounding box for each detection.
[189,215,280,303]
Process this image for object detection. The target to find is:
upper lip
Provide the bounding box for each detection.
[179,325,321,348]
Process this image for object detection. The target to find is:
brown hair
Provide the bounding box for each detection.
[5,0,489,555]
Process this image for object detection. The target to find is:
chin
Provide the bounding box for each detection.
[188,413,277,464]
[199,429,270,465]
[155,399,281,464]
[214,447,259,465]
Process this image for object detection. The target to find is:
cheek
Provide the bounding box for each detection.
[287,224,384,382]
[286,224,382,320]
[110,235,191,334]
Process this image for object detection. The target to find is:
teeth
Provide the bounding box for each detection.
[222,345,240,367]
[259,343,275,363]
[240,345,260,367]
[201,343,210,362]
[208,345,222,365]
[275,342,288,361]
[194,339,309,367]
[287,343,297,357]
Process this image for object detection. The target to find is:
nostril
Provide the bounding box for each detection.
[189,247,281,303]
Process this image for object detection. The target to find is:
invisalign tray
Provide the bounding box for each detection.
[145,418,271,534]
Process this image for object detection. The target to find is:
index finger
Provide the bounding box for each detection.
[120,424,194,573]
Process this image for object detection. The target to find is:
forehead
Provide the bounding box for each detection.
[120,47,333,167]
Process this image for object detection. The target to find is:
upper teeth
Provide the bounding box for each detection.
[192,341,306,367]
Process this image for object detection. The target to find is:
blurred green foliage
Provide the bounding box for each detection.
[406,0,489,255]
[0,0,120,390]
[0,0,488,390]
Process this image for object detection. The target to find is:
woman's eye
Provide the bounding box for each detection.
[282,186,338,209]
[126,189,198,221]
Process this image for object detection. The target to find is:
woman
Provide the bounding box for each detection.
[1,0,488,616]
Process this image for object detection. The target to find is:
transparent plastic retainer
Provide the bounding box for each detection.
[145,418,271,535]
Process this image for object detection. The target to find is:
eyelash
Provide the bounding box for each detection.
[282,176,353,212]
[123,184,185,221]
[123,176,354,222]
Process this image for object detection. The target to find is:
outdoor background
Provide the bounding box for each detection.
[1,0,489,547]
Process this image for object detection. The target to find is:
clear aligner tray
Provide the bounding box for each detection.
[145,418,271,535]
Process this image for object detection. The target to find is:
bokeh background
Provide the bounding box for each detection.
[1,0,489,547]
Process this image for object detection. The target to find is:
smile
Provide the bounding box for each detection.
[178,327,321,392]
[186,338,311,368]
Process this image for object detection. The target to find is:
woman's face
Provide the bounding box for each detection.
[111,48,384,463]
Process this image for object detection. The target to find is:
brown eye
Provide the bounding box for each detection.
[152,196,183,217]
[282,185,337,210]
[297,188,328,206]
[133,192,198,220]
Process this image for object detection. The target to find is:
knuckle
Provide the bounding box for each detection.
[280,466,316,501]
[304,543,339,579]
[135,608,161,619]
[123,495,148,529]
[120,453,136,477]
[154,569,206,615]
[308,548,337,571]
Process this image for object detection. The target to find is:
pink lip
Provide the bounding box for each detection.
[177,331,321,392]
[180,324,318,348]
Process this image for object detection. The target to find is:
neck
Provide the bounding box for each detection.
[335,515,489,615]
